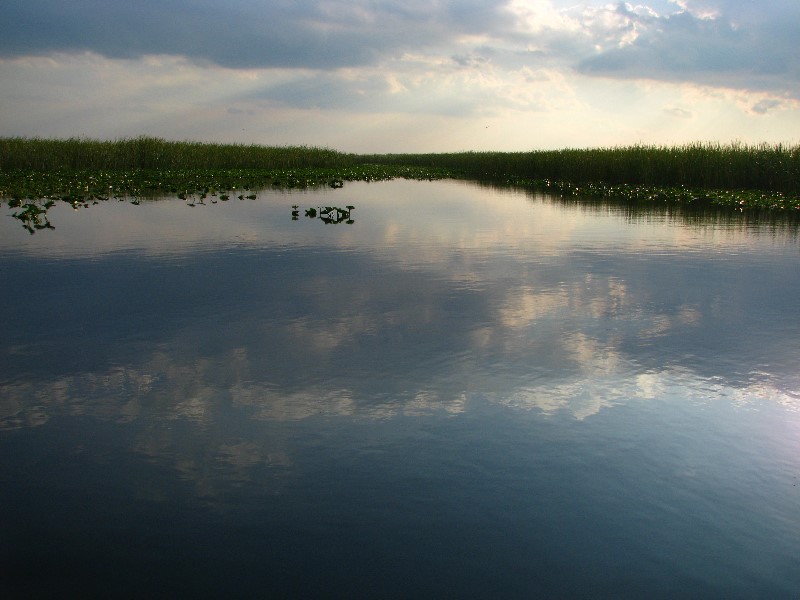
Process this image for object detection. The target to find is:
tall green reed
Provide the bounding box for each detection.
[358,143,800,193]
[0,136,356,170]
[3,138,798,194]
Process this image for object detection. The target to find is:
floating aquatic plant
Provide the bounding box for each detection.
[11,201,54,234]
[294,205,355,224]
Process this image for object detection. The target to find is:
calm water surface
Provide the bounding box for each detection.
[2,180,799,598]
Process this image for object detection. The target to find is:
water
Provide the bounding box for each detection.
[2,180,799,598]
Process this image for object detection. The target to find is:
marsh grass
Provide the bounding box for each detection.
[5,138,797,193]
[359,142,800,195]
[0,136,355,171]
[0,137,451,202]
[2,138,799,219]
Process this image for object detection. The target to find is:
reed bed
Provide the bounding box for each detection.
[4,137,797,194]
[358,143,800,195]
[2,138,799,219]
[0,136,356,171]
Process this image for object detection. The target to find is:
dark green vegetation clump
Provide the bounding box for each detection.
[2,137,799,233]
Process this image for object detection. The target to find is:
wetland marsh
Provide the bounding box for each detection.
[2,138,799,235]
[2,140,800,597]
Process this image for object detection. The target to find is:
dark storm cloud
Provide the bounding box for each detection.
[0,0,510,69]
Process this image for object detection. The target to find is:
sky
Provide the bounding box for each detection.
[0,0,798,152]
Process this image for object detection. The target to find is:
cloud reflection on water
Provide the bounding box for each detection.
[1,180,799,502]
[1,350,795,430]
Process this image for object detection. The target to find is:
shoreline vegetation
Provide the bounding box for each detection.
[2,137,799,232]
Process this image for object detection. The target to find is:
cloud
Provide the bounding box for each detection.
[0,0,511,69]
[2,1,798,100]
[750,98,782,115]
[1,1,798,149]
[663,106,693,118]
[575,1,800,97]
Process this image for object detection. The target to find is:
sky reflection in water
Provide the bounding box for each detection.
[1,180,799,597]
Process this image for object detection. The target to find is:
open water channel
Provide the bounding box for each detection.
[2,179,799,598]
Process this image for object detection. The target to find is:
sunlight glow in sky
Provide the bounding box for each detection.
[1,0,798,152]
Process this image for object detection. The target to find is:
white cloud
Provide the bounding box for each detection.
[575,0,800,97]
[0,1,798,150]
[663,107,693,119]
